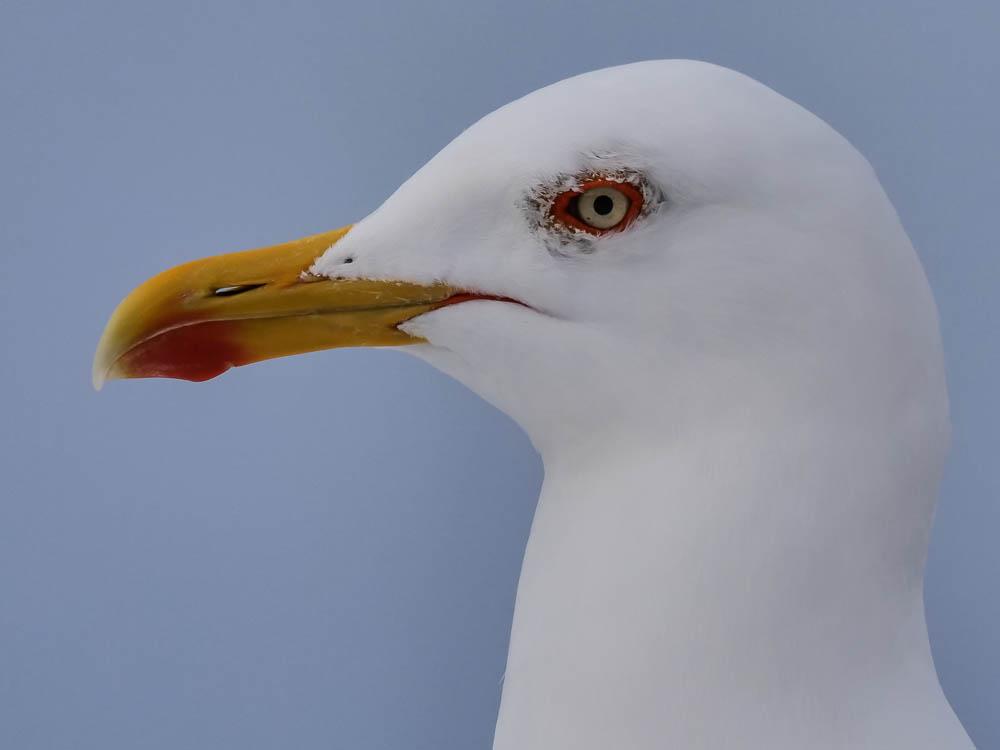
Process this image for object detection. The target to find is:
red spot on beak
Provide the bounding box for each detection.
[115,321,250,383]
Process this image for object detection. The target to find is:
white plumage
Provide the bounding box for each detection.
[311,60,973,749]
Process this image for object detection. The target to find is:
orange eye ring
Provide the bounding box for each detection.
[550,178,644,235]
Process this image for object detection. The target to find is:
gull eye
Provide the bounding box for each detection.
[551,178,644,235]
[578,186,629,228]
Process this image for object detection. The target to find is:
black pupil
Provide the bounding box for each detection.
[592,194,615,215]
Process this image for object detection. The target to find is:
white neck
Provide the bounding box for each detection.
[492,404,972,750]
[404,284,971,749]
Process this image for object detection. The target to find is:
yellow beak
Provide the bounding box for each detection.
[93,225,459,389]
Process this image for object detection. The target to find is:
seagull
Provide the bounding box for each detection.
[93,60,975,749]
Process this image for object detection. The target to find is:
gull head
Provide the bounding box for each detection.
[94,59,947,460]
[91,59,963,750]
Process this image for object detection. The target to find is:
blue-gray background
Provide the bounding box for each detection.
[2,1,997,747]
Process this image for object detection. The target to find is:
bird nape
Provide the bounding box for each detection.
[94,60,975,750]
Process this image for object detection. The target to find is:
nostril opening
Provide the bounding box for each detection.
[211,283,266,297]
[342,257,354,264]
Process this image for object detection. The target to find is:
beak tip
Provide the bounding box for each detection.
[92,345,115,392]
[92,362,107,392]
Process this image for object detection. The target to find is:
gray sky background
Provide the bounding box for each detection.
[1,1,997,748]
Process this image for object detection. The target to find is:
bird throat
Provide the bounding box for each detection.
[490,416,959,750]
